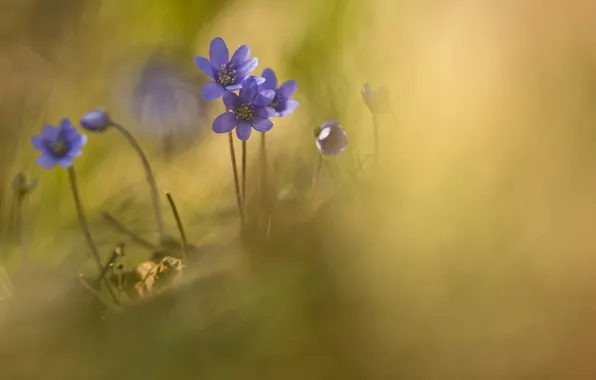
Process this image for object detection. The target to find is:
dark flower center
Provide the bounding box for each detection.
[234,104,255,121]
[48,138,68,157]
[216,64,237,87]
[268,92,285,112]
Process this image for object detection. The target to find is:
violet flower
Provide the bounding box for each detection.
[31,118,87,169]
[195,37,260,100]
[314,120,348,156]
[259,68,299,117]
[212,76,275,140]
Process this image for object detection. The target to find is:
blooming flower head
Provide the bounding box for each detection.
[361,83,390,114]
[212,76,275,140]
[259,68,299,117]
[195,37,260,100]
[80,109,111,132]
[314,120,348,156]
[130,52,207,153]
[31,118,87,169]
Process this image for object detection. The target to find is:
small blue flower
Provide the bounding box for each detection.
[361,83,390,114]
[31,118,87,169]
[259,68,299,117]
[314,120,348,156]
[80,109,111,132]
[212,76,275,141]
[130,52,207,153]
[195,37,261,101]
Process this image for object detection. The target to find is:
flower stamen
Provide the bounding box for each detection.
[216,64,237,87]
[48,139,68,157]
[234,105,255,121]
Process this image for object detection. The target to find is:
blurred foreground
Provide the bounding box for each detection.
[2,0,596,379]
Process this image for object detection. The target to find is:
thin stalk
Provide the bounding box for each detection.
[68,167,119,305]
[165,192,188,262]
[259,133,269,232]
[68,167,103,273]
[101,212,157,251]
[241,140,247,205]
[228,132,245,225]
[111,121,166,245]
[79,275,117,310]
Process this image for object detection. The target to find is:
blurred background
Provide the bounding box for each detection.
[2,0,596,379]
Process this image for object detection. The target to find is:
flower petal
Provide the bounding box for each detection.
[41,125,59,140]
[73,134,88,150]
[253,76,266,85]
[31,136,46,151]
[225,84,243,91]
[209,37,229,68]
[320,120,339,130]
[58,118,75,133]
[37,155,57,170]
[236,57,258,78]
[235,122,252,140]
[280,100,300,116]
[265,107,279,117]
[222,92,241,110]
[253,89,275,107]
[254,107,270,118]
[260,68,277,91]
[239,77,259,103]
[67,149,83,159]
[195,56,216,78]
[58,157,74,168]
[201,82,226,100]
[252,118,273,133]
[230,45,250,66]
[279,80,298,98]
[212,112,237,134]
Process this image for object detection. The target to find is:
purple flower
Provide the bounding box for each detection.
[362,83,390,114]
[259,68,299,117]
[212,76,275,140]
[80,109,111,132]
[31,118,87,169]
[130,52,207,152]
[195,37,260,101]
[314,120,348,156]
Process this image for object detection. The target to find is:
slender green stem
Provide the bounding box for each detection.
[67,166,103,273]
[228,132,245,225]
[165,192,188,262]
[242,140,247,205]
[111,121,166,245]
[101,212,156,251]
[68,167,119,304]
[259,133,269,234]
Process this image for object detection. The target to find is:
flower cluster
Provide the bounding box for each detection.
[27,35,361,297]
[194,37,300,141]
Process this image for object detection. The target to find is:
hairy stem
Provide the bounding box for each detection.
[68,166,103,272]
[259,133,270,235]
[228,132,245,225]
[68,167,119,304]
[242,140,247,206]
[111,122,166,245]
[165,192,188,262]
